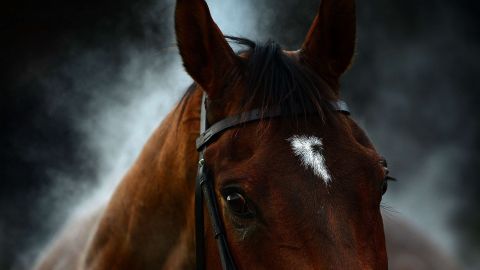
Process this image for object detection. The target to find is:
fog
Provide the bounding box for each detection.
[12,0,261,268]
[2,0,478,269]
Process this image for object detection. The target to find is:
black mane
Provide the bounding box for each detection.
[180,37,337,124]
[226,36,335,120]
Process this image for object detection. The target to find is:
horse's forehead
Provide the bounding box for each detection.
[214,117,363,171]
[211,120,383,197]
[287,135,332,185]
[254,121,373,185]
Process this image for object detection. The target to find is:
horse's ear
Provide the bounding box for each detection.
[300,0,356,91]
[175,0,238,98]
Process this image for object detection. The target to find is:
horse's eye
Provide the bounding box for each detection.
[381,180,388,196]
[223,191,253,217]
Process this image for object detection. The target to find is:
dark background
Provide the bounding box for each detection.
[1,0,479,269]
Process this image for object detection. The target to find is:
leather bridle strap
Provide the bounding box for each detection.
[196,94,237,270]
[196,100,350,150]
[195,94,350,270]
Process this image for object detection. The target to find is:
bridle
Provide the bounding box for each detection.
[194,93,350,270]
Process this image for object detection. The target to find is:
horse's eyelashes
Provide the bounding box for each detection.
[379,158,388,168]
[385,176,397,182]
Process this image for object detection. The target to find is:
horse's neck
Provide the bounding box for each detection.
[85,88,201,269]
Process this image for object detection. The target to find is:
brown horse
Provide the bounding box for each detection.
[35,0,392,269]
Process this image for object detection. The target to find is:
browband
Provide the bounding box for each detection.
[196,99,350,151]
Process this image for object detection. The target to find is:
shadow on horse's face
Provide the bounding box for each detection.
[203,107,388,269]
[176,0,388,269]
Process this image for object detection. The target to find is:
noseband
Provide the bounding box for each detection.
[195,93,350,270]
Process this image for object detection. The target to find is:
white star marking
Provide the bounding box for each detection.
[287,135,332,184]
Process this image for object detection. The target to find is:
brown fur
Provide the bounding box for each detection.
[34,0,456,269]
[35,205,460,269]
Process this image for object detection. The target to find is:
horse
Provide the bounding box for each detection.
[35,0,392,268]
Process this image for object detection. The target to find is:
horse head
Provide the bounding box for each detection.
[176,0,389,269]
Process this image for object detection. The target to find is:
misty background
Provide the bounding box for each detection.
[1,0,479,269]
